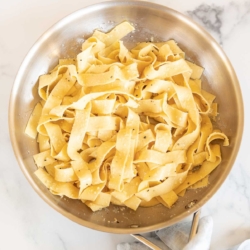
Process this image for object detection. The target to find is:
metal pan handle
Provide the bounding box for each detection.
[131,234,162,250]
[130,209,201,250]
[188,209,201,241]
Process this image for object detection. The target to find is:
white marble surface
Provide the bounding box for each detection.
[1,0,250,249]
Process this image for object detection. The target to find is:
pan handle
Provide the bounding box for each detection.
[130,234,162,250]
[130,209,201,250]
[188,209,201,241]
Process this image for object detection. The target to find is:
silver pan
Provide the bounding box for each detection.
[9,1,243,234]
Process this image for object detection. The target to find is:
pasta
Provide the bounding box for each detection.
[25,21,229,211]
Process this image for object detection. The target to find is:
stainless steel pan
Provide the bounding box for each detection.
[9,1,243,234]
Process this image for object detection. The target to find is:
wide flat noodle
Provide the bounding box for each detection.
[26,21,229,212]
[25,102,42,139]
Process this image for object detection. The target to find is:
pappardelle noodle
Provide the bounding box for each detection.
[25,21,229,211]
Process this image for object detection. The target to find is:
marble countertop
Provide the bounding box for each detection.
[1,0,249,249]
